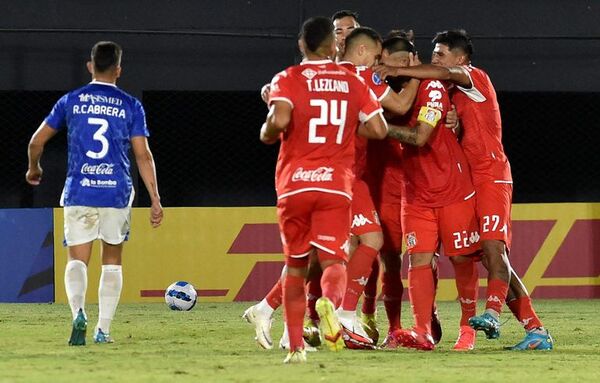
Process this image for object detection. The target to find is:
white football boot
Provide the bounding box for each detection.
[242,304,273,349]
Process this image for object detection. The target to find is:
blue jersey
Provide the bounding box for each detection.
[45,81,149,208]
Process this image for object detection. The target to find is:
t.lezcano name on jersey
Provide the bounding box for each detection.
[307,78,349,93]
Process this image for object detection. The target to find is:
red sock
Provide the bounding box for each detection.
[342,244,379,311]
[265,279,283,310]
[283,274,306,351]
[452,259,479,326]
[362,258,379,315]
[507,296,543,330]
[382,264,403,331]
[408,264,435,334]
[485,278,509,315]
[306,270,322,324]
[320,263,346,308]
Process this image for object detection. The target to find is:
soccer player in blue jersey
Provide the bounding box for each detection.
[26,41,163,346]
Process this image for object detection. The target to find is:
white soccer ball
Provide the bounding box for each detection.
[165,281,197,311]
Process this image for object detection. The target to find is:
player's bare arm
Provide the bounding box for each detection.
[260,101,291,144]
[386,121,431,147]
[387,106,441,147]
[357,113,388,140]
[374,64,472,88]
[131,136,163,228]
[381,78,420,115]
[26,122,58,185]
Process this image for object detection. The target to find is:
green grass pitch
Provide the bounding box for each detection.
[1,300,599,382]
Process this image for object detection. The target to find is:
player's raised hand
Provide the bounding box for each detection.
[150,201,163,228]
[445,105,460,132]
[372,64,401,80]
[26,165,43,185]
[409,52,421,66]
[260,83,271,105]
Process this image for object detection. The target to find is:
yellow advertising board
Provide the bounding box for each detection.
[54,203,600,303]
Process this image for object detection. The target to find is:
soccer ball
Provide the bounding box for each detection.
[165,281,197,311]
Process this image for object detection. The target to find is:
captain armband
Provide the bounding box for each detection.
[417,106,442,127]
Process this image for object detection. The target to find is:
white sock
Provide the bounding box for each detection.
[256,298,275,317]
[336,309,356,321]
[96,264,123,334]
[64,260,88,320]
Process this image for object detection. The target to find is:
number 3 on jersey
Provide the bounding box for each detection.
[309,99,347,144]
[86,117,109,159]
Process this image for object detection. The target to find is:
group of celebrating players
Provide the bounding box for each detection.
[22,9,553,360]
[247,11,554,363]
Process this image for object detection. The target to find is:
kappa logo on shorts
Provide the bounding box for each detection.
[340,239,350,255]
[352,214,373,228]
[406,232,417,249]
[372,211,381,226]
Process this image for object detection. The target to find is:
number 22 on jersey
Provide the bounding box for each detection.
[308,99,347,144]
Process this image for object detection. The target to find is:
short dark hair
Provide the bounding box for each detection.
[344,27,382,52]
[91,41,122,73]
[331,10,359,22]
[386,29,415,43]
[432,29,473,57]
[300,16,334,53]
[382,35,415,55]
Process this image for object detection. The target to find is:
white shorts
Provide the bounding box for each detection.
[64,206,131,246]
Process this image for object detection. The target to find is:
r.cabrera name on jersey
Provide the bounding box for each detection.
[45,81,149,208]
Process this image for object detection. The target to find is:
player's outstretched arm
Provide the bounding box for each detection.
[131,136,163,228]
[260,101,291,144]
[358,113,388,140]
[374,64,471,88]
[26,122,58,185]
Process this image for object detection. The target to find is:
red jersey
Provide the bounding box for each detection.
[402,79,474,207]
[451,65,512,186]
[365,119,405,205]
[268,59,383,200]
[338,62,391,180]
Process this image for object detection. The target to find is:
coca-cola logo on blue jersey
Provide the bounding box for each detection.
[80,163,114,175]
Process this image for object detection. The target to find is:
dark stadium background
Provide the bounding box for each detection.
[1,0,599,208]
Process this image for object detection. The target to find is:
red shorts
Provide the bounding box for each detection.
[401,197,481,256]
[475,181,513,250]
[277,191,351,268]
[351,180,381,236]
[377,201,403,253]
